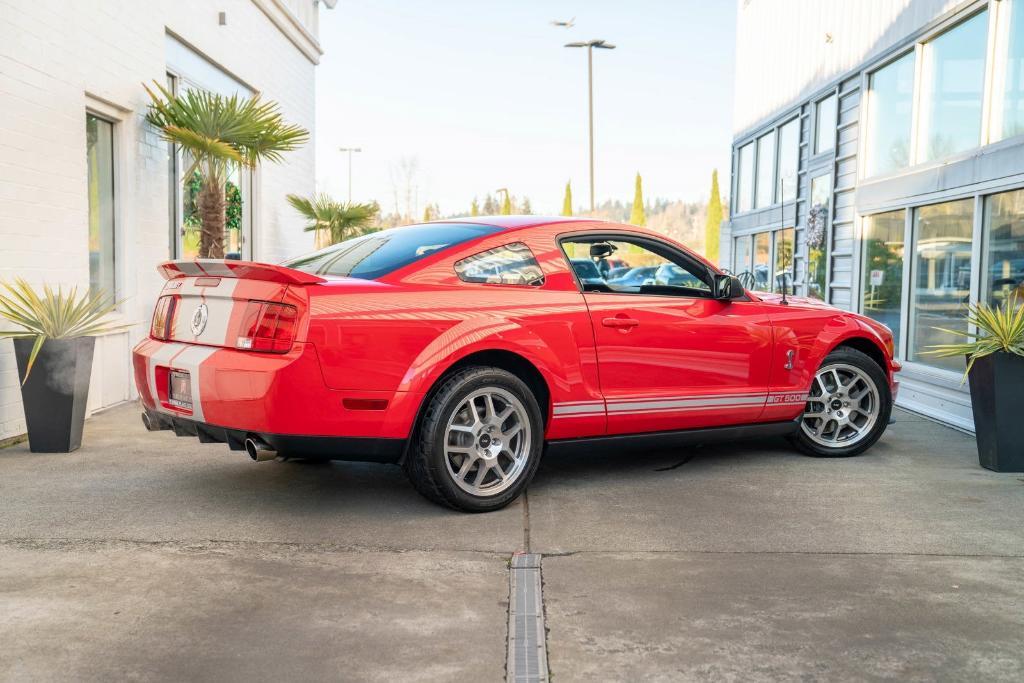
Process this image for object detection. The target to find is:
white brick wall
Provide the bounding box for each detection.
[0,0,322,440]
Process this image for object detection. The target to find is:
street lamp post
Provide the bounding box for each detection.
[338,147,362,202]
[565,39,615,213]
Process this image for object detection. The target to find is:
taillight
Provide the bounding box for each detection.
[150,295,178,340]
[236,301,298,353]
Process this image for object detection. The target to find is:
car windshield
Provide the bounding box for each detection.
[283,223,503,280]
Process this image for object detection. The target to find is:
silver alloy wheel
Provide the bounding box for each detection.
[800,362,881,448]
[443,387,532,496]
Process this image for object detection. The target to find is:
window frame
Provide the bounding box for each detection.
[556,231,719,300]
[453,241,545,287]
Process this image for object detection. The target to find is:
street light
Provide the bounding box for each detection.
[565,39,616,212]
[338,147,362,202]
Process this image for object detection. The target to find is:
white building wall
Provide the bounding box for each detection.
[0,0,324,442]
[734,0,965,134]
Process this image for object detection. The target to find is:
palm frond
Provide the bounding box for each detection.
[0,279,128,384]
[286,193,379,245]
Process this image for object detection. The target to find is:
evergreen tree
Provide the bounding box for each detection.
[470,198,480,216]
[499,189,512,215]
[561,182,573,216]
[483,193,498,214]
[705,169,723,264]
[629,172,646,226]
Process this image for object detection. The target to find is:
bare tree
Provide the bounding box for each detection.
[388,156,420,224]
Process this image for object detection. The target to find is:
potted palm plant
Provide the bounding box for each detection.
[144,82,309,258]
[0,280,124,452]
[286,193,379,247]
[927,296,1024,472]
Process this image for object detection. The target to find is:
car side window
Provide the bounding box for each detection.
[454,242,545,286]
[560,236,712,297]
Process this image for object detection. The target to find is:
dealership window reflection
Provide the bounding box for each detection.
[737,142,754,212]
[918,11,988,162]
[807,174,831,300]
[909,200,975,372]
[86,113,116,298]
[861,210,906,349]
[754,131,775,208]
[982,188,1024,306]
[773,228,794,294]
[993,0,1024,141]
[866,52,915,176]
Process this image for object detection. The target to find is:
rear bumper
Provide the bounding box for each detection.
[141,409,404,463]
[132,338,423,440]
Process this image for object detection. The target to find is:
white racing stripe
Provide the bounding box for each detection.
[552,391,810,420]
[169,345,219,422]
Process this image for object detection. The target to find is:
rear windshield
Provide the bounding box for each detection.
[283,223,503,280]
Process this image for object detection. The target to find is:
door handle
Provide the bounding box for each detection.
[602,316,639,329]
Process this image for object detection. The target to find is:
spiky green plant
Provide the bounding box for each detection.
[286,193,379,246]
[144,81,309,258]
[0,279,126,383]
[925,296,1024,381]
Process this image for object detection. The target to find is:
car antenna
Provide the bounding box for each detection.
[780,195,790,306]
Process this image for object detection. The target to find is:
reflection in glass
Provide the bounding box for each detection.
[866,52,915,176]
[86,114,115,298]
[773,228,794,294]
[861,210,906,349]
[807,175,832,300]
[982,189,1024,306]
[993,0,1024,141]
[919,11,988,162]
[753,232,770,290]
[815,94,837,153]
[733,235,753,285]
[755,132,775,208]
[737,143,754,212]
[909,200,975,372]
[777,118,799,201]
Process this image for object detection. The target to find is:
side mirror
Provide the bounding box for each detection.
[713,274,745,301]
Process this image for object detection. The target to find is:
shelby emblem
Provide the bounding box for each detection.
[190,303,209,336]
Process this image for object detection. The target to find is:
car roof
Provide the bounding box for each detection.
[440,215,589,230]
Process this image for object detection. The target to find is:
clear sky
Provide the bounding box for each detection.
[315,1,736,216]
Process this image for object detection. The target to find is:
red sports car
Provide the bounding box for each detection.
[133,216,899,512]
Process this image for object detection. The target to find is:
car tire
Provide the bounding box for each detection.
[403,366,544,512]
[789,346,892,458]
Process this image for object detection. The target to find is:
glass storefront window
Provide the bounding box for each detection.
[86,114,116,298]
[737,142,754,212]
[733,235,753,284]
[909,199,975,372]
[753,232,770,290]
[982,188,1024,306]
[866,52,916,176]
[993,0,1024,141]
[807,174,831,300]
[773,228,795,294]
[861,210,906,348]
[918,11,988,163]
[755,132,776,208]
[777,118,799,202]
[815,94,837,153]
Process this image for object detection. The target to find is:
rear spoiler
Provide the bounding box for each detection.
[157,260,326,284]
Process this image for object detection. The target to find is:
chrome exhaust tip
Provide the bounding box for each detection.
[141,412,165,432]
[244,437,277,462]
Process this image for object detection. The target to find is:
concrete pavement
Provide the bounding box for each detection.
[1,403,1023,681]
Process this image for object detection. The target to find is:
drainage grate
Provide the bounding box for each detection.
[507,553,548,682]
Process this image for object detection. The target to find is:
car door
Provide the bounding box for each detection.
[561,233,774,435]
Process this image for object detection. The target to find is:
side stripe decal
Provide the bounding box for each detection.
[551,392,808,419]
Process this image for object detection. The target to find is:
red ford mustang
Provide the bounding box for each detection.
[134,216,900,512]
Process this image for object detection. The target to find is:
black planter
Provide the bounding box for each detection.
[967,352,1024,472]
[13,336,96,453]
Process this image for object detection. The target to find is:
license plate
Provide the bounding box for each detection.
[168,370,192,410]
